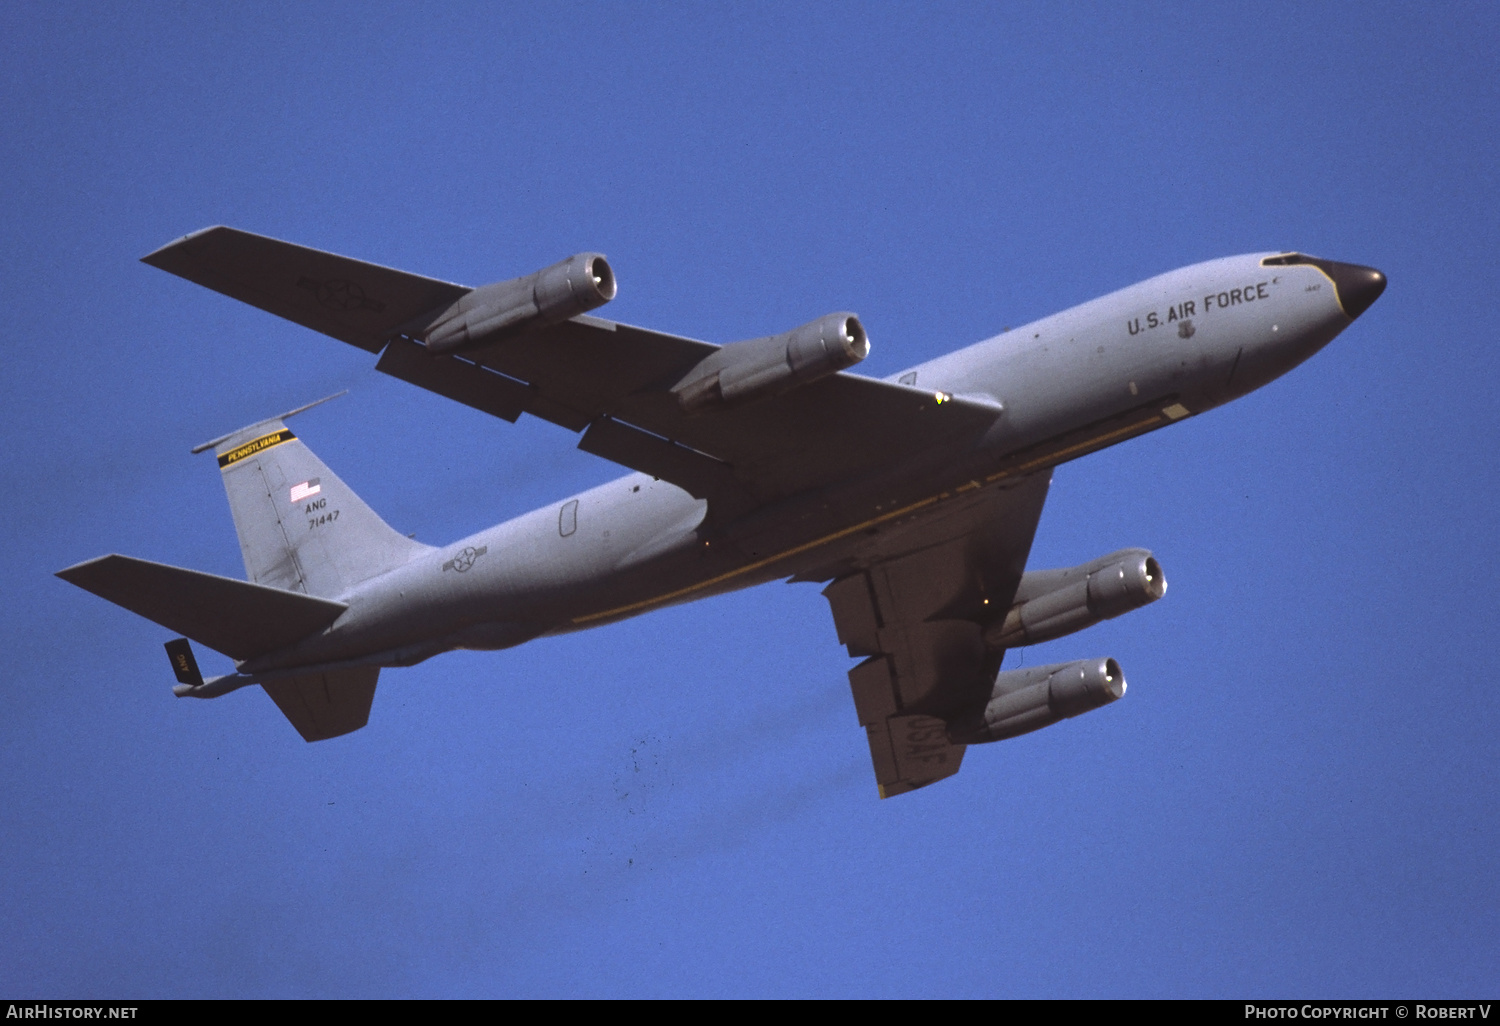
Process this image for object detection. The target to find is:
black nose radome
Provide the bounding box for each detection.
[1261,253,1387,319]
[1323,261,1386,319]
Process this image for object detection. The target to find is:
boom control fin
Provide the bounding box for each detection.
[164,638,203,689]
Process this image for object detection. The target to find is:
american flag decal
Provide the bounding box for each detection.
[290,478,322,502]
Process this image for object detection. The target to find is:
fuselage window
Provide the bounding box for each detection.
[559,499,578,537]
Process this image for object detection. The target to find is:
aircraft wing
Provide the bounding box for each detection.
[144,227,1003,512]
[819,471,1052,797]
[382,326,1000,514]
[142,226,469,352]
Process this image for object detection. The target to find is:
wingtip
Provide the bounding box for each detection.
[55,554,117,582]
[140,225,227,267]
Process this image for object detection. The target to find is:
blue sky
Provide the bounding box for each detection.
[2,1,1496,997]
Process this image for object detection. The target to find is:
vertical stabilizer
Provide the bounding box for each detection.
[205,406,430,598]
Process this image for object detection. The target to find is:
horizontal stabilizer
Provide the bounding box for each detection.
[142,226,470,352]
[57,554,347,660]
[262,667,378,741]
[191,391,346,455]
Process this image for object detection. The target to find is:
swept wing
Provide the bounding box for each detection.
[820,472,1052,796]
[144,227,1002,512]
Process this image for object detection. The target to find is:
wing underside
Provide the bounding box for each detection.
[142,226,469,352]
[144,227,1004,511]
[821,472,1052,797]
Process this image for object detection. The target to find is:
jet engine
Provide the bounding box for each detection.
[948,657,1125,744]
[672,312,869,412]
[422,252,616,354]
[985,548,1165,649]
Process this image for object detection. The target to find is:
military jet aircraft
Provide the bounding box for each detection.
[57,229,1385,796]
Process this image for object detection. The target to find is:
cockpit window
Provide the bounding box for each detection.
[1261,253,1309,267]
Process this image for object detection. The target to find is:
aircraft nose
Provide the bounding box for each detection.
[1263,253,1387,320]
[1324,260,1387,320]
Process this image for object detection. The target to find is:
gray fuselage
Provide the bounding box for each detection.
[246,253,1364,677]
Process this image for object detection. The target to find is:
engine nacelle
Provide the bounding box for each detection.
[985,548,1165,649]
[671,312,869,413]
[422,252,616,354]
[948,657,1126,744]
